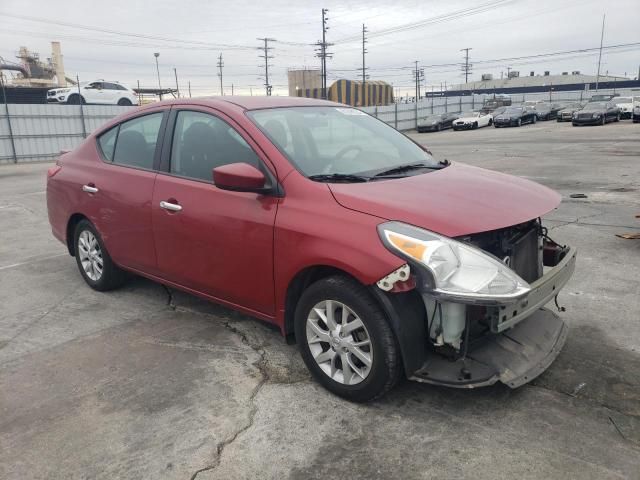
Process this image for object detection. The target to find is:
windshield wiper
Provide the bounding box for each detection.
[308,173,370,183]
[372,162,442,178]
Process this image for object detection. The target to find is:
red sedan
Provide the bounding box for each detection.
[46,97,576,401]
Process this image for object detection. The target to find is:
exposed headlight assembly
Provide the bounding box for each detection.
[378,222,530,303]
[592,113,601,118]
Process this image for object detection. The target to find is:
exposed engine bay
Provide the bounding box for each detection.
[423,219,570,356]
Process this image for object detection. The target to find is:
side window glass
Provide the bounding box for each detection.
[113,112,163,170]
[170,110,261,182]
[97,125,118,162]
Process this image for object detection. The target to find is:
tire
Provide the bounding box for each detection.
[601,116,606,126]
[472,122,478,129]
[436,123,442,132]
[516,119,522,127]
[572,122,578,126]
[532,115,537,124]
[117,98,133,106]
[294,275,402,402]
[66,94,85,105]
[615,113,621,122]
[488,118,493,126]
[74,219,126,291]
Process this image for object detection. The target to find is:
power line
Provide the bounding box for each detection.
[217,53,224,96]
[460,47,472,83]
[333,0,519,44]
[257,37,275,96]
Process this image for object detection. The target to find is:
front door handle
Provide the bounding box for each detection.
[160,200,182,212]
[82,184,98,194]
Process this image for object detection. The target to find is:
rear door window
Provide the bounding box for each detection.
[112,112,163,170]
[97,125,118,161]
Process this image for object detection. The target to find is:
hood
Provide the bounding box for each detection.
[455,116,479,123]
[328,163,561,237]
[578,107,605,114]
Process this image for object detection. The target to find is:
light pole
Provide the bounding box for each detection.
[154,52,162,100]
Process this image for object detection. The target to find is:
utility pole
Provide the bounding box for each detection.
[173,67,180,98]
[595,13,605,91]
[188,81,192,98]
[258,37,275,96]
[360,23,368,106]
[506,66,512,79]
[315,8,333,99]
[217,53,224,96]
[231,84,234,95]
[412,61,424,101]
[460,47,472,84]
[153,52,162,100]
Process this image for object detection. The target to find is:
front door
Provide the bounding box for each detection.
[151,108,279,316]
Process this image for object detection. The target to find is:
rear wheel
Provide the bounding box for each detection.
[294,275,402,402]
[74,220,126,291]
[117,98,133,106]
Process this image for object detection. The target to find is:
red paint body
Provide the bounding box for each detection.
[46,97,560,332]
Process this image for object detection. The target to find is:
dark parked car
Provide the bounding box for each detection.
[633,104,640,123]
[557,102,585,122]
[416,113,460,132]
[46,96,576,402]
[480,97,512,114]
[493,106,538,127]
[572,101,621,126]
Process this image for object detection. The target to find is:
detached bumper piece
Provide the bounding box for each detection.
[409,307,568,388]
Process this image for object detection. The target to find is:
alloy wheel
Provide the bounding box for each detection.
[306,300,373,385]
[77,230,104,281]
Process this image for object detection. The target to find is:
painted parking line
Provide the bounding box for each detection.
[0,253,67,271]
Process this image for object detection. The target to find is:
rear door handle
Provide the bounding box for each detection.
[159,200,182,212]
[82,184,98,193]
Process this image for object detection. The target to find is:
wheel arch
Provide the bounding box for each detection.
[283,264,428,376]
[66,213,89,256]
[283,265,358,344]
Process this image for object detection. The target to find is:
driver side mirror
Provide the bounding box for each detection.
[213,162,268,193]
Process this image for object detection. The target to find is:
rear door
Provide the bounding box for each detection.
[151,107,279,316]
[89,109,168,272]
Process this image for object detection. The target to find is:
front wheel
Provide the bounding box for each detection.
[615,113,621,122]
[294,276,402,402]
[516,119,522,127]
[532,115,537,124]
[74,220,126,291]
[601,116,606,126]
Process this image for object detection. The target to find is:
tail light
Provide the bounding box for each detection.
[47,165,62,178]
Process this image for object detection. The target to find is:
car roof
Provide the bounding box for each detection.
[147,95,344,111]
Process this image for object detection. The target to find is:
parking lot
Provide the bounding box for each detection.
[1,120,639,479]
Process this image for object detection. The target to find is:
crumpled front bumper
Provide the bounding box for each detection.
[409,307,568,388]
[408,247,576,389]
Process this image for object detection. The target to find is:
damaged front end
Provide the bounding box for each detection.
[375,219,576,388]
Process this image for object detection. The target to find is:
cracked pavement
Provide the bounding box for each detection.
[1,122,639,479]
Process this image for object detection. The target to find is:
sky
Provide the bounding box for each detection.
[0,0,638,97]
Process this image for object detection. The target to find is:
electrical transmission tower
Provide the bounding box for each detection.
[360,24,369,105]
[412,61,424,102]
[257,37,275,96]
[315,8,333,99]
[216,53,224,96]
[460,47,473,84]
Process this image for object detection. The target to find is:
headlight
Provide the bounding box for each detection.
[378,222,530,300]
[592,113,600,118]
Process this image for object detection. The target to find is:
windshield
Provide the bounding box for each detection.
[585,102,607,109]
[462,111,480,117]
[611,97,631,104]
[249,106,438,177]
[504,107,523,114]
[423,114,444,121]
